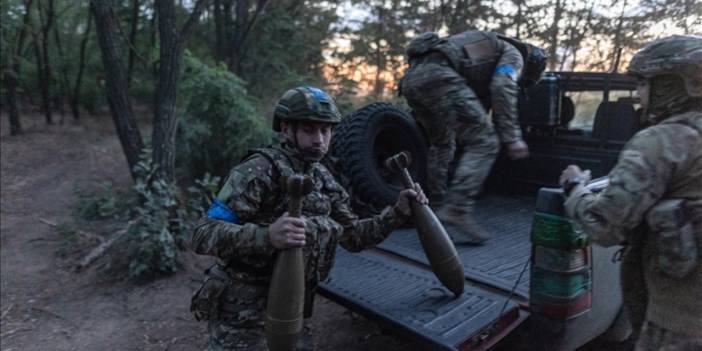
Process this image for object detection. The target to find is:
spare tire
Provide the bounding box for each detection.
[332,102,428,208]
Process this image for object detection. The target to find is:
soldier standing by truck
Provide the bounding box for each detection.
[189,86,427,351]
[560,35,702,351]
[399,30,546,244]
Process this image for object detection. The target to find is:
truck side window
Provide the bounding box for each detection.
[565,90,637,134]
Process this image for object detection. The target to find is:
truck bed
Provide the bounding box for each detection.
[378,195,534,299]
[318,195,535,350]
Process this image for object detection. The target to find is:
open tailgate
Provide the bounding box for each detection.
[319,249,528,351]
[318,195,535,350]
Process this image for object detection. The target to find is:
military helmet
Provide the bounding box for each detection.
[521,43,548,88]
[406,32,442,59]
[627,35,702,98]
[497,35,547,88]
[273,86,342,132]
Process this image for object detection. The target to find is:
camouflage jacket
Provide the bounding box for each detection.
[401,30,524,144]
[565,111,702,336]
[191,143,406,287]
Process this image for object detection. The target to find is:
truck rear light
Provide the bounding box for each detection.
[533,246,589,272]
[529,202,593,320]
[530,290,592,320]
[531,267,590,298]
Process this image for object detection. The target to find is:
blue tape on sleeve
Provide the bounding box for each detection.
[494,64,517,79]
[206,198,240,224]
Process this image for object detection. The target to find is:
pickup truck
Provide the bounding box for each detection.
[320,72,641,350]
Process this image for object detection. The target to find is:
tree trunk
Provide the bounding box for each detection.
[570,4,594,70]
[229,0,249,76]
[4,69,23,135]
[37,0,55,124]
[127,0,140,86]
[213,0,225,61]
[611,0,628,72]
[3,0,35,135]
[30,29,47,119]
[53,19,71,123]
[152,0,208,183]
[153,0,182,183]
[372,8,385,100]
[224,0,267,75]
[222,0,233,69]
[548,0,563,71]
[515,0,522,39]
[150,6,157,47]
[91,0,145,180]
[373,47,384,99]
[71,11,93,120]
[149,7,159,80]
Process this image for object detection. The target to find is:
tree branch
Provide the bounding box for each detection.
[239,0,268,48]
[180,0,210,40]
[75,220,135,272]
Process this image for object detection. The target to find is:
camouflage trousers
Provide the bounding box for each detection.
[402,63,499,212]
[635,321,702,351]
[621,241,649,343]
[206,282,316,351]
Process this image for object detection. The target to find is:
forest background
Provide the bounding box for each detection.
[1,0,701,280]
[0,1,700,349]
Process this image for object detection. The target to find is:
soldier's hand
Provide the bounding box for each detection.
[506,140,529,160]
[559,165,592,186]
[394,183,428,216]
[268,212,306,249]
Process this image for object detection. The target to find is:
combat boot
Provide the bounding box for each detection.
[435,205,489,245]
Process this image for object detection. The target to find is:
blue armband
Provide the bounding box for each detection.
[494,64,517,80]
[206,199,240,224]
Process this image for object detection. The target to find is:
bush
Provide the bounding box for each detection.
[125,149,220,281]
[76,181,134,220]
[177,54,273,181]
[125,150,180,280]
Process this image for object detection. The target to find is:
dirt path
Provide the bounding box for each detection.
[0,113,413,351]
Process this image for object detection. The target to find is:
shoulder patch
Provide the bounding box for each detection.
[494,64,517,80]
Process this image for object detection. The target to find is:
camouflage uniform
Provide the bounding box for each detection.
[401,31,523,204]
[400,31,545,243]
[563,36,702,351]
[191,142,406,350]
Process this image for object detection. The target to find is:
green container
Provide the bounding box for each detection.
[531,212,588,249]
[530,267,591,300]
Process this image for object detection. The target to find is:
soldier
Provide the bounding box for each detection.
[190,86,427,351]
[399,30,547,244]
[560,35,702,351]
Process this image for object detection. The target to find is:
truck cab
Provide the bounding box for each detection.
[321,72,639,350]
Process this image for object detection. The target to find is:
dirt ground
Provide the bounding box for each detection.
[0,112,416,351]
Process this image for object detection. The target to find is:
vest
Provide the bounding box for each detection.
[417,31,503,106]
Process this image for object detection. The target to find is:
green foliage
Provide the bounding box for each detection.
[76,181,134,220]
[125,149,220,281]
[241,5,339,100]
[178,173,222,237]
[177,54,273,180]
[126,149,181,280]
[69,148,219,281]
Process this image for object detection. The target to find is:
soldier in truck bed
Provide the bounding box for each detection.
[560,35,702,351]
[399,30,547,245]
[189,86,427,351]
